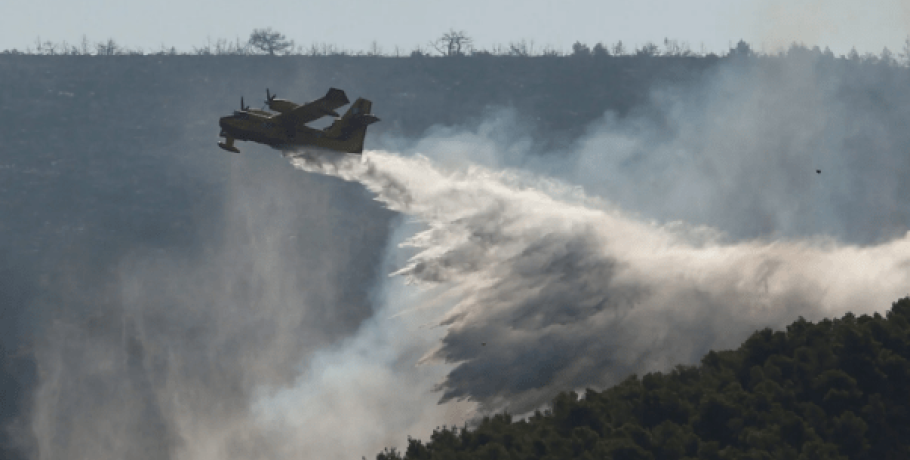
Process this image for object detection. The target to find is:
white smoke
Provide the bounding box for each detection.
[25,156,436,460]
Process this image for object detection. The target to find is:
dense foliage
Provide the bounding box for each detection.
[377,298,910,460]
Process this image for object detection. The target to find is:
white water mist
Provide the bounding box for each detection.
[290,149,910,418]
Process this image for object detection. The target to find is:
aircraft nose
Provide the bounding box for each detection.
[218,117,235,137]
[218,117,236,133]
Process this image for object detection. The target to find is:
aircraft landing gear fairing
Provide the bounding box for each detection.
[218,136,240,153]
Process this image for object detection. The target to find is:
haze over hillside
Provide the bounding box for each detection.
[1,46,909,460]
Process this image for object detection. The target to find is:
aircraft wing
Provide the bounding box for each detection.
[271,88,351,126]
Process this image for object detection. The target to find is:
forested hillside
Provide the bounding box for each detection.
[379,298,910,460]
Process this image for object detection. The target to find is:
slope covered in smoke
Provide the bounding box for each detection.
[25,155,396,460]
[2,50,909,460]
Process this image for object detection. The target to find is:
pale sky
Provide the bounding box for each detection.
[4,0,908,56]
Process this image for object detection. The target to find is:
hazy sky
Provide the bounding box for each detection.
[4,0,908,55]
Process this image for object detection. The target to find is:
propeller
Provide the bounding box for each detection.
[240,96,249,111]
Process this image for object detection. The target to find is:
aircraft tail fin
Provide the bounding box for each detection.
[324,98,379,153]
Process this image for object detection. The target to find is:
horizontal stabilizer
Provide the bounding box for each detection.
[350,114,380,126]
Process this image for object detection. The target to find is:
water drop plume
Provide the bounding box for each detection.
[290,149,910,416]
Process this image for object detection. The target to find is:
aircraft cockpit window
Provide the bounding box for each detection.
[233,111,249,119]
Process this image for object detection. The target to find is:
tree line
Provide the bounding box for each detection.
[375,298,910,459]
[5,28,910,66]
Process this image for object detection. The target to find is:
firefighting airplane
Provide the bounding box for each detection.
[218,88,379,154]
